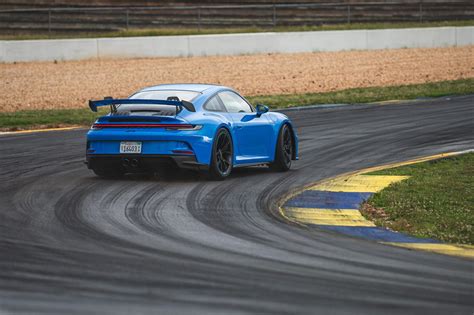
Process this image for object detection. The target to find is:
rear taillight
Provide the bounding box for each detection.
[91,123,202,130]
[166,125,202,131]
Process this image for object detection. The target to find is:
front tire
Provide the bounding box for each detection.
[209,128,233,180]
[270,124,293,172]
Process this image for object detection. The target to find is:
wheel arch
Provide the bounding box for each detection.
[208,124,234,179]
[274,120,298,160]
[284,122,298,160]
[214,123,235,160]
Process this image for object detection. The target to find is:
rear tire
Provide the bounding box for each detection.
[270,124,293,172]
[92,167,125,179]
[209,128,233,180]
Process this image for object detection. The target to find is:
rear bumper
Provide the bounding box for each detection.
[86,154,209,171]
[87,128,214,165]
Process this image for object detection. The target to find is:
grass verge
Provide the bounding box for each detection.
[2,20,474,40]
[0,108,108,131]
[246,78,474,109]
[1,78,473,131]
[362,153,474,244]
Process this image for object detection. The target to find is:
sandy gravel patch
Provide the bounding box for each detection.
[1,46,473,112]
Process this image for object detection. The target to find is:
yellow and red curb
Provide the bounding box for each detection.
[0,126,82,135]
[279,151,474,259]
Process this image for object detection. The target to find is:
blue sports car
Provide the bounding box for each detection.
[86,84,298,180]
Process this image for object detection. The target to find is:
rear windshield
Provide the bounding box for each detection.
[115,90,200,116]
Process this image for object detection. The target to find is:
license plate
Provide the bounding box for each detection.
[120,141,142,154]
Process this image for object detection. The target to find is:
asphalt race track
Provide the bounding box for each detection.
[1,96,473,314]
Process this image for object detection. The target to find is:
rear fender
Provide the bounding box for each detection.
[178,112,232,165]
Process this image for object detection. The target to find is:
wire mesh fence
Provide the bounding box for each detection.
[0,1,472,35]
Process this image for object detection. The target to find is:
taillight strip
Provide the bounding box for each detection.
[92,123,195,129]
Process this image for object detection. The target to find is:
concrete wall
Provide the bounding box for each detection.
[1,26,473,63]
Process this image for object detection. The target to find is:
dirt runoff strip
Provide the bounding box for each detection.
[1,46,473,112]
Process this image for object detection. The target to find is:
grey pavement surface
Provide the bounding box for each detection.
[0,96,473,314]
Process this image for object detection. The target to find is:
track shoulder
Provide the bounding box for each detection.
[280,151,474,259]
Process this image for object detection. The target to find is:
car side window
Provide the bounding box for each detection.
[218,91,253,113]
[204,95,225,112]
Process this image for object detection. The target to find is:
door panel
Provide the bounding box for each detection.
[217,90,274,163]
[231,113,273,161]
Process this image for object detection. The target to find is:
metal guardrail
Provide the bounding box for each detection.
[0,1,472,35]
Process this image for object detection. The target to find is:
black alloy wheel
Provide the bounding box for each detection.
[282,125,293,166]
[209,128,233,180]
[270,124,293,171]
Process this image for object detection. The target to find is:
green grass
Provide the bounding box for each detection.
[363,153,474,244]
[1,78,473,131]
[2,20,474,40]
[246,78,474,109]
[0,108,108,131]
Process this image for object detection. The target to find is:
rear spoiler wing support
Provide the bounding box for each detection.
[88,98,196,113]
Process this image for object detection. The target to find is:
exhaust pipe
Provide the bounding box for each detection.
[122,158,130,167]
[131,159,139,168]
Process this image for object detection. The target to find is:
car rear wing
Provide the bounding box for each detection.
[88,98,196,113]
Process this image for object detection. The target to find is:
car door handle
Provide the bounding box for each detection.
[236,126,243,129]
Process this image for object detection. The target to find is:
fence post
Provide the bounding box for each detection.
[272,4,276,27]
[198,6,201,32]
[419,2,423,23]
[347,4,351,24]
[126,9,129,29]
[48,9,51,36]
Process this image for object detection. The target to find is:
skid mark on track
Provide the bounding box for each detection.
[280,151,474,259]
[2,98,474,313]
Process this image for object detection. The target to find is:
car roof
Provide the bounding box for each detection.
[136,83,239,109]
[139,83,226,94]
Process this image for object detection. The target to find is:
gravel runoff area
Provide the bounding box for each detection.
[1,46,473,112]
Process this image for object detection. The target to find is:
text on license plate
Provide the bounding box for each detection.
[120,141,142,154]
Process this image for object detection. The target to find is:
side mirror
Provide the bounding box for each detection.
[256,104,269,117]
